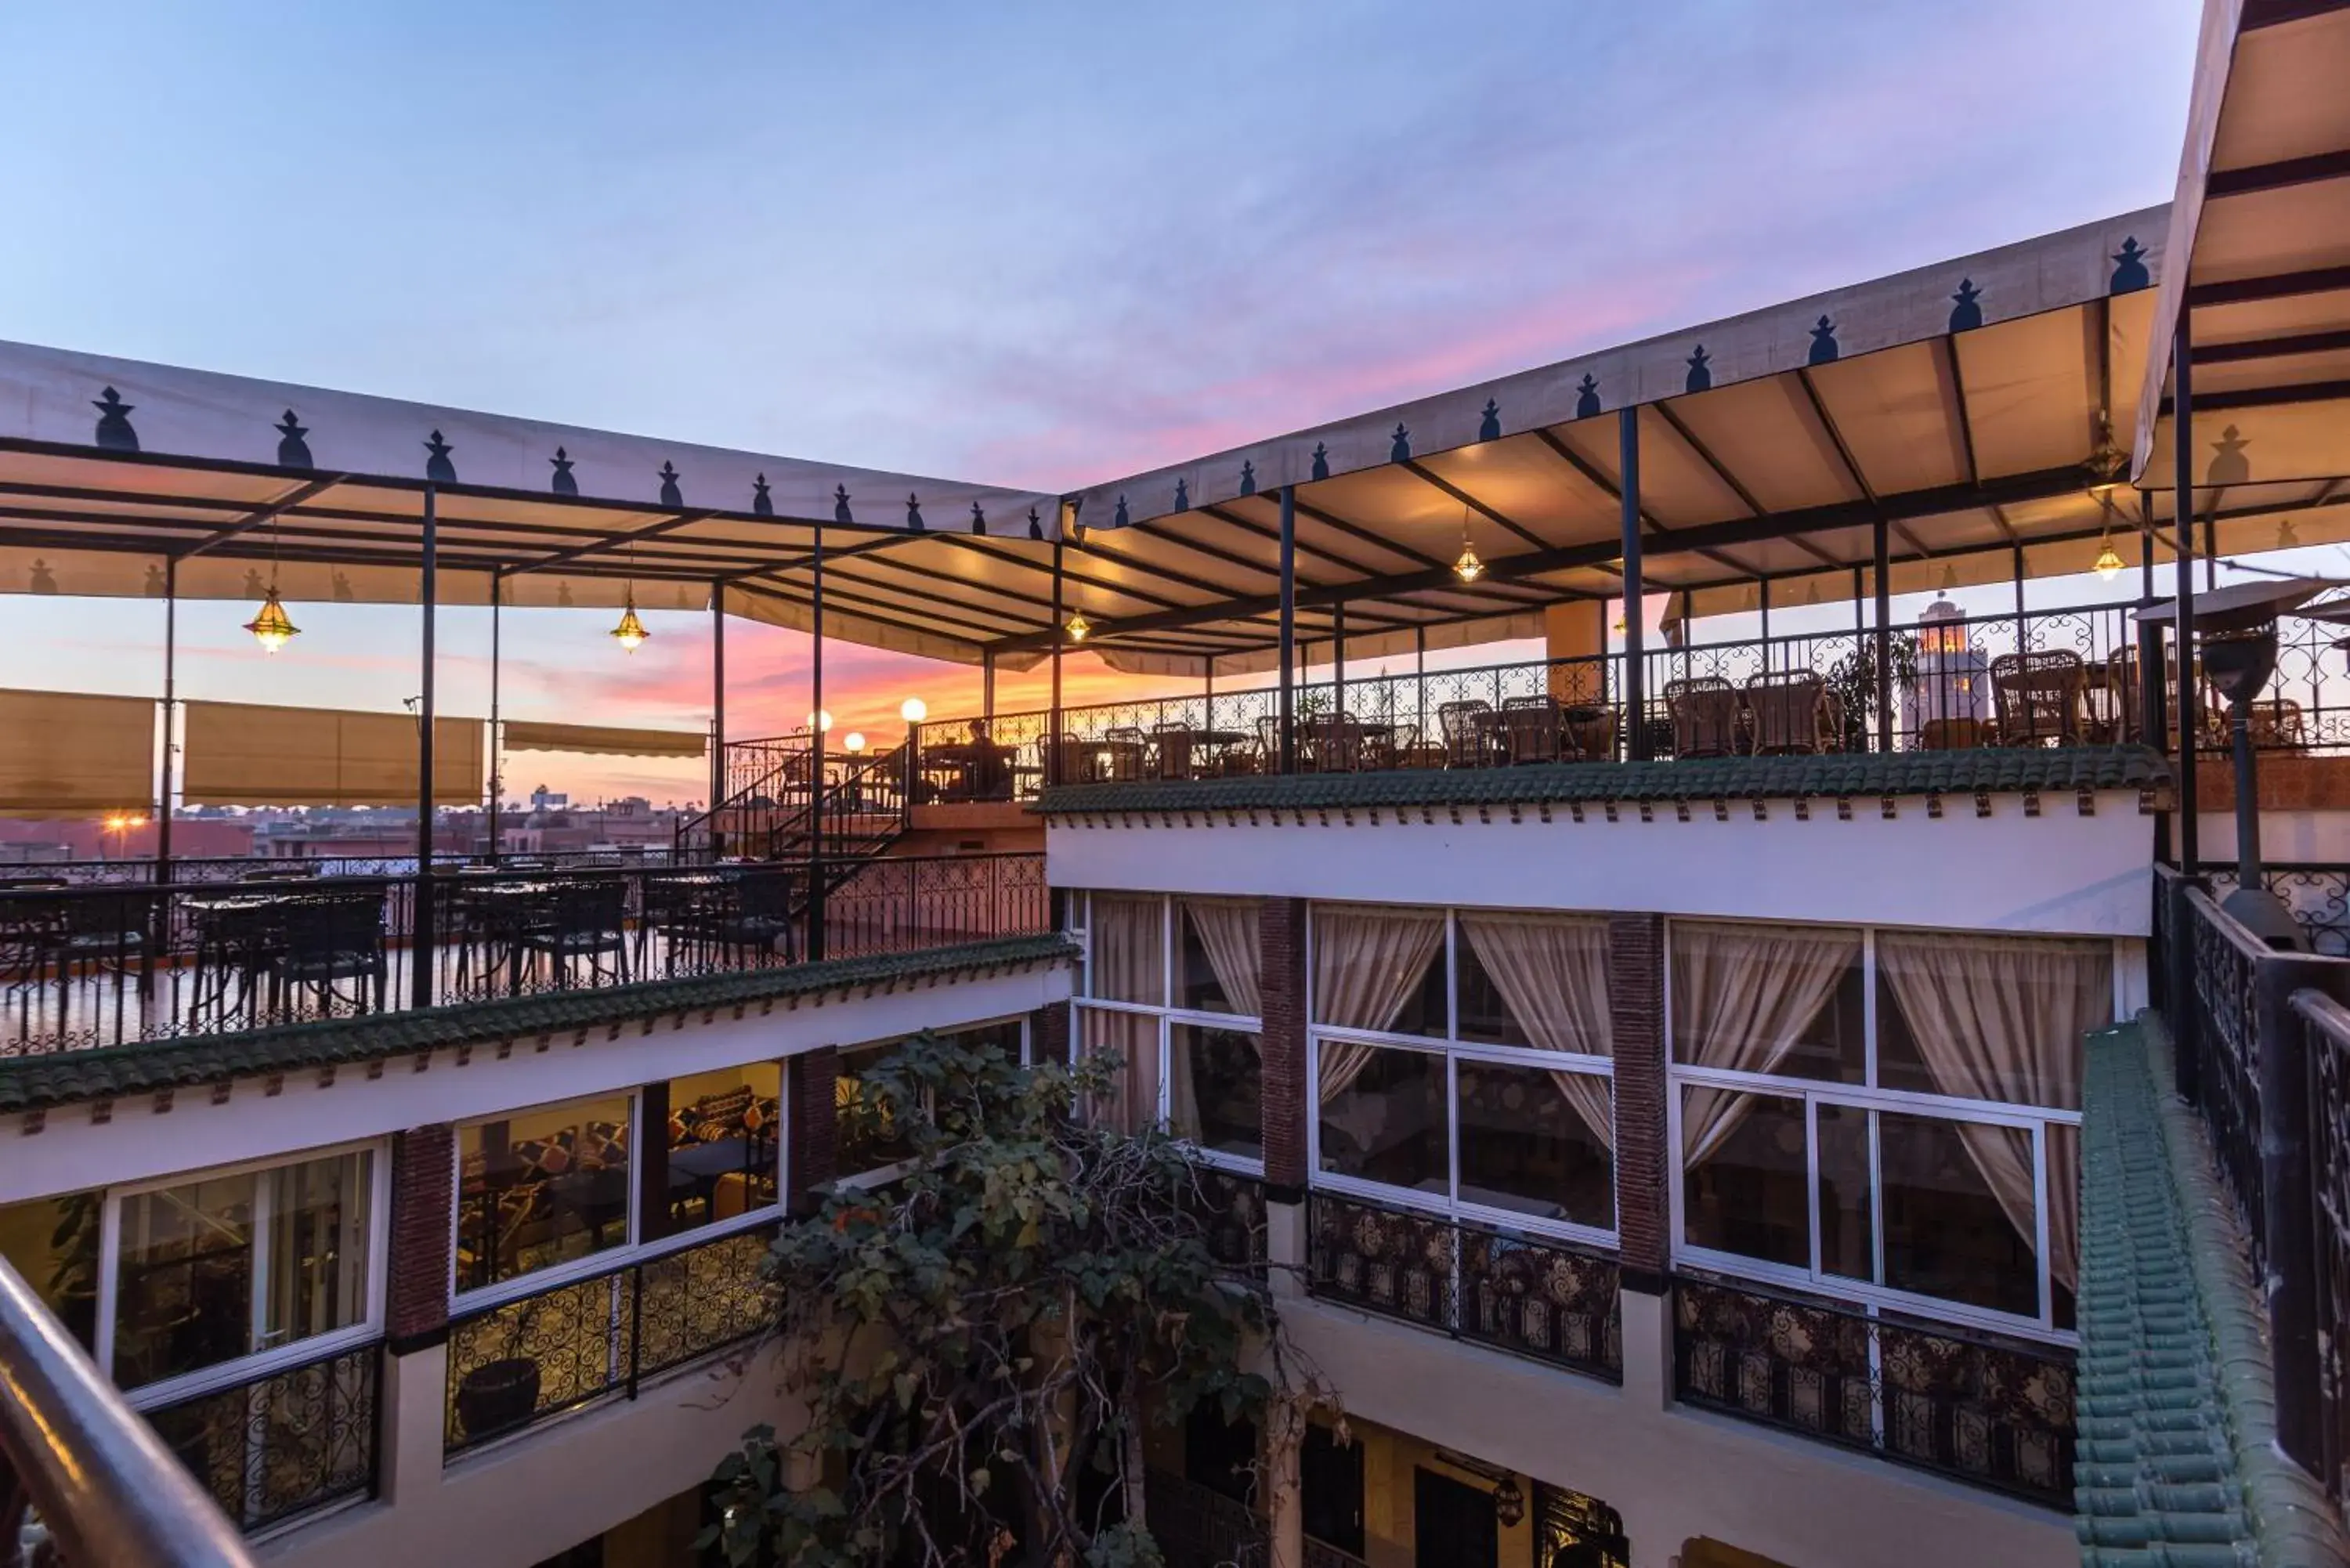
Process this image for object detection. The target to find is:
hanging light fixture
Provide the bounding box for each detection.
[611,538,650,652]
[244,587,300,654]
[244,504,300,653]
[2092,537,2124,581]
[1452,505,1484,583]
[609,587,650,653]
[1065,609,1093,642]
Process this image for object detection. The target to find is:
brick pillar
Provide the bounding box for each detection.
[786,1046,839,1216]
[1032,1003,1068,1068]
[1260,898,1309,1200]
[1609,912,1668,1291]
[386,1124,455,1353]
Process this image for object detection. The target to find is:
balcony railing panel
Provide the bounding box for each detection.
[1305,1191,1620,1382]
[0,852,1047,1058]
[1144,1467,1267,1568]
[2294,989,2350,1517]
[1184,1168,1269,1278]
[443,1223,777,1457]
[1672,1272,2075,1508]
[2184,884,2269,1277]
[143,1342,381,1535]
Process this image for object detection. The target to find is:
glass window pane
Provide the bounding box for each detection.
[1817,1101,1873,1284]
[1311,905,1446,1038]
[1171,1025,1262,1161]
[1075,1006,1160,1136]
[1180,899,1260,1016]
[1090,894,1166,1005]
[1679,1089,1809,1268]
[456,1096,633,1294]
[0,1192,99,1350]
[1317,1043,1447,1196]
[1452,940,1527,1048]
[1455,1060,1612,1230]
[2048,1121,2077,1333]
[259,1151,372,1354]
[1669,922,1864,1082]
[114,1173,256,1387]
[666,1063,782,1233]
[838,1042,918,1176]
[1878,1111,2038,1318]
[1875,933,2108,1108]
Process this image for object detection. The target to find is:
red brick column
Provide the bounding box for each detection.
[1260,898,1309,1201]
[1609,912,1669,1292]
[1032,1003,1069,1068]
[786,1046,840,1215]
[386,1124,455,1353]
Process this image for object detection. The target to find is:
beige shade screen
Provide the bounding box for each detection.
[0,688,156,811]
[182,702,484,807]
[501,721,706,759]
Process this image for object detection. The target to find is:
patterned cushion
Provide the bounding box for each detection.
[687,1086,754,1143]
[577,1119,629,1170]
[512,1133,573,1180]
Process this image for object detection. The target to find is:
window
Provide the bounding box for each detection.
[1307,903,1614,1245]
[107,1147,377,1393]
[838,1019,1030,1182]
[456,1095,633,1295]
[0,1190,100,1349]
[663,1064,781,1234]
[1669,920,2106,1338]
[1069,893,1264,1167]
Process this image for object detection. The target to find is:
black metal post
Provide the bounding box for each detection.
[487,578,502,865]
[1049,541,1065,783]
[1872,518,1893,752]
[411,484,439,1010]
[2012,540,2027,627]
[1758,576,1770,652]
[1278,486,1297,774]
[808,523,826,961]
[1619,408,1647,761]
[710,583,725,851]
[1332,601,1346,717]
[2175,322,2200,877]
[2204,509,2218,594]
[982,648,996,719]
[157,557,176,883]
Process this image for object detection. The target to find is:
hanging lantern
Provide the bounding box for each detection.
[244,587,300,654]
[1491,1476,1526,1529]
[1452,540,1485,583]
[2092,537,2124,581]
[610,590,650,653]
[1065,609,1093,642]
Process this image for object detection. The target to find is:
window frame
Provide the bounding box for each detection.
[446,1090,647,1313]
[95,1138,392,1411]
[835,1013,1035,1191]
[1068,891,1265,1175]
[1303,901,1618,1252]
[1665,918,2110,1346]
[659,1060,790,1246]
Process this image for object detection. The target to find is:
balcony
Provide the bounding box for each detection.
[918,596,2338,803]
[0,851,1047,1059]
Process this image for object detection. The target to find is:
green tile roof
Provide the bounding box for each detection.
[2074,1016,2348,1567]
[0,934,1076,1115]
[1036,746,2171,816]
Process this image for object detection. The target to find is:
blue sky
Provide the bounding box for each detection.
[0,1,2205,800]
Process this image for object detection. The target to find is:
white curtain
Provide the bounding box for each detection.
[1673,922,1862,1165]
[1171,899,1261,1143]
[1311,905,1446,1104]
[1078,1007,1159,1135]
[1459,912,1614,1151]
[1876,932,2108,1292]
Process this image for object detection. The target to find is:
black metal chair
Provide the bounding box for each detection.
[270,886,387,1017]
[516,876,631,990]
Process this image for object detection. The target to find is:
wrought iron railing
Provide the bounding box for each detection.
[918,597,2247,800]
[1302,1537,1369,1568]
[2184,883,2269,1274]
[1672,1271,2075,1508]
[1144,1467,1266,1568]
[142,1342,381,1535]
[2201,862,2350,957]
[1,1257,259,1566]
[0,852,1048,1058]
[443,1223,775,1457]
[2296,989,2350,1518]
[1305,1190,1621,1382]
[1186,1168,1269,1277]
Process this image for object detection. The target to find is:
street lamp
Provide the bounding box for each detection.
[898,697,927,724]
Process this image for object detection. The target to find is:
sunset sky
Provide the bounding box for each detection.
[0,2,2204,804]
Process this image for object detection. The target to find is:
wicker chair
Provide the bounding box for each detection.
[1101,727,1150,782]
[1499,695,1566,764]
[1148,722,1195,780]
[1665,677,1743,759]
[1437,700,1500,768]
[1743,670,1831,755]
[1991,651,2088,747]
[1301,715,1367,773]
[2247,697,2307,748]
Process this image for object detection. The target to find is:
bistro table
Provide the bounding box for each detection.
[183,887,304,1025]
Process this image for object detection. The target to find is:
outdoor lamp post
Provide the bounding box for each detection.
[2139,576,2337,950]
[899,696,927,807]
